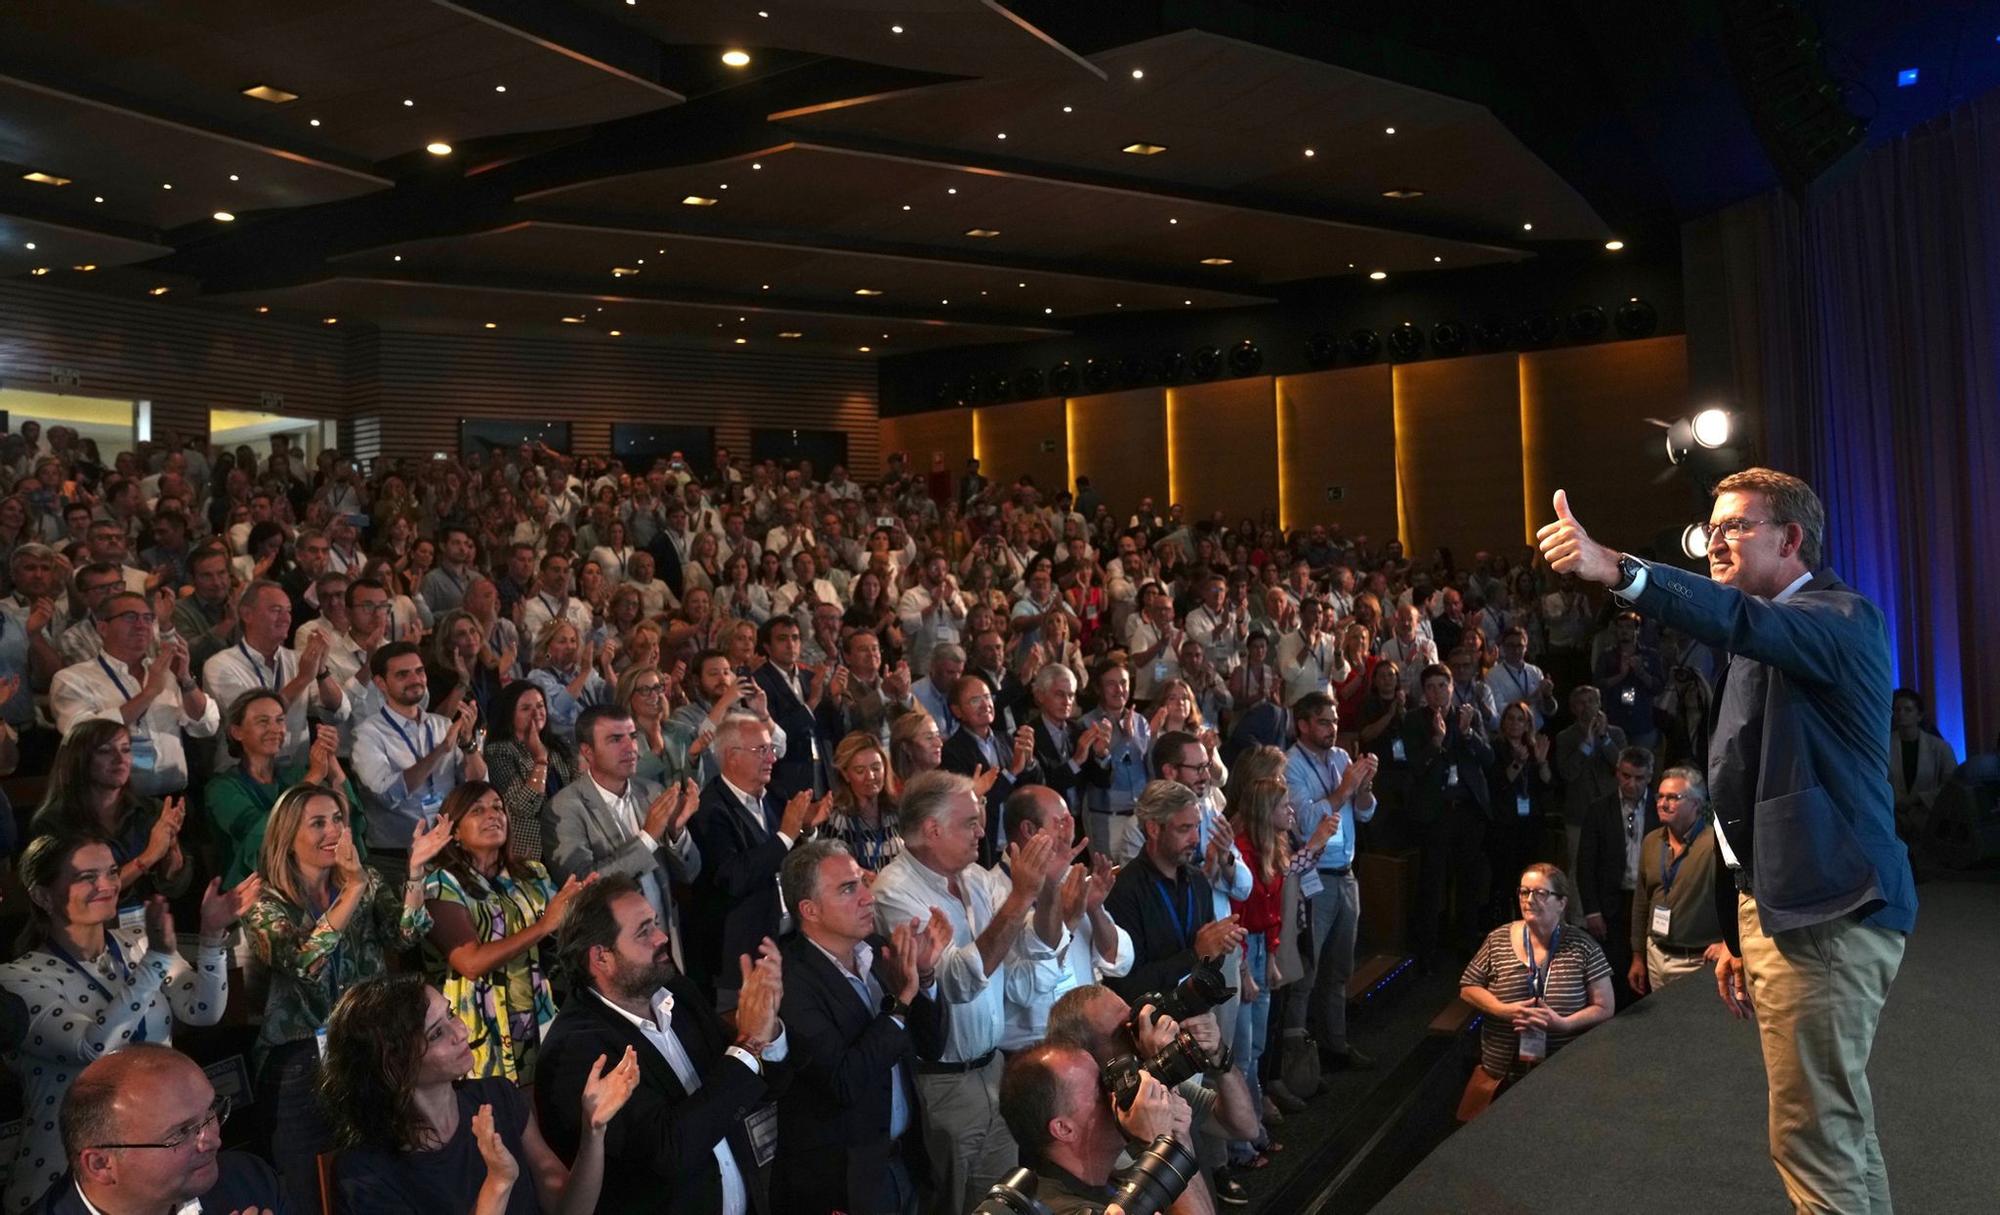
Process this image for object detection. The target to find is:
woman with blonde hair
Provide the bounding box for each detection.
[615,662,692,785]
[821,732,904,871]
[888,708,945,790]
[1225,775,1293,1167]
[526,618,608,740]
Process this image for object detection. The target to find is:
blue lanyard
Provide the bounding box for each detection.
[1153,874,1197,950]
[1522,921,1561,1003]
[238,642,278,690]
[46,935,147,1042]
[97,655,138,700]
[1660,818,1706,895]
[379,708,437,796]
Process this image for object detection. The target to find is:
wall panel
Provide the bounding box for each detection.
[1066,389,1167,521]
[1520,336,1691,551]
[974,397,1067,495]
[1393,353,1525,558]
[1276,366,1398,544]
[1169,377,1278,523]
[880,408,973,482]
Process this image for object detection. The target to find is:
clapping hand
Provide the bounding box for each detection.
[909,907,952,979]
[471,1103,520,1188]
[198,874,263,937]
[409,813,454,872]
[733,937,785,1049]
[580,1047,642,1131]
[142,895,178,955]
[882,919,922,1003]
[1005,826,1063,891]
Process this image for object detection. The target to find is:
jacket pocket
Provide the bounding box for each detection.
[1751,786,1877,912]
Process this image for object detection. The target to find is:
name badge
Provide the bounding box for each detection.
[1391,737,1407,762]
[1445,764,1459,788]
[934,623,958,644]
[419,791,445,815]
[1651,904,1672,936]
[1299,868,1325,898]
[1516,794,1532,818]
[1517,1025,1547,1061]
[1152,660,1170,683]
[128,733,159,771]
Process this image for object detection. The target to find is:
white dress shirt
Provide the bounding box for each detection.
[51,654,219,796]
[352,706,466,848]
[519,592,595,643]
[201,641,349,768]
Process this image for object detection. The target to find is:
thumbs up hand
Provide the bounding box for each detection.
[1535,490,1622,586]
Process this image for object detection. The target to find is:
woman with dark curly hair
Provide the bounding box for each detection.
[321,974,639,1215]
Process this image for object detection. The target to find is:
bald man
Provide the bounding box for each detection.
[33,1043,288,1215]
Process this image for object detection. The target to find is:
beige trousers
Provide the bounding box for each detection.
[914,1054,1015,1215]
[1738,893,1905,1214]
[1644,936,1710,989]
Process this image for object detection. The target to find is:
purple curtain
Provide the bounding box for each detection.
[1707,91,2000,758]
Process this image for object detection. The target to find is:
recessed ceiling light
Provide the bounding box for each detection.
[309,118,321,127]
[963,228,1000,238]
[72,263,96,272]
[1384,126,1396,135]
[149,286,170,295]
[1121,142,1167,155]
[734,337,748,344]
[1369,270,1388,280]
[1522,222,1533,231]
[21,171,70,186]
[1131,68,1145,80]
[1382,188,1424,199]
[426,141,453,156]
[1303,147,1316,158]
[719,183,728,189]
[1044,307,1054,314]
[213,211,236,222]
[241,84,299,104]
[854,288,882,296]
[402,98,415,107]
[608,330,622,336]
[636,259,644,265]
[1168,217,1178,225]
[93,195,104,203]
[1433,255,1442,262]
[758,10,768,16]
[1115,302,1123,308]
[947,187,957,194]
[561,316,585,323]
[778,331,802,338]
[996,132,1007,139]
[1062,105,1073,113]
[393,255,402,262]
[721,50,751,67]
[1182,300,1191,306]
[890,24,903,34]
[256,305,270,313]
[1604,239,1625,251]
[901,204,911,211]
[229,174,240,181]
[23,242,35,250]
[752,162,762,170]
[322,316,338,324]
[681,195,718,206]
[1199,257,1233,265]
[1018,282,1026,287]
[28,267,49,276]
[484,322,497,329]
[941,298,949,304]
[161,183,172,190]
[760,284,770,290]
[858,345,872,352]
[494,84,507,93]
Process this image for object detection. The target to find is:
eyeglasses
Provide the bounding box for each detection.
[728,743,778,757]
[91,1095,231,1152]
[632,683,665,696]
[1517,887,1561,902]
[1656,792,1696,805]
[104,610,156,626]
[1697,517,1772,547]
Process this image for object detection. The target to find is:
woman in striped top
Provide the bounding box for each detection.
[1458,862,1614,1091]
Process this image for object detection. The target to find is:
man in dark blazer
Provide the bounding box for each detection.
[752,614,825,801]
[1573,746,1660,1008]
[939,673,1044,866]
[1023,664,1109,832]
[1540,471,1915,1214]
[36,1045,291,1215]
[1403,663,1496,963]
[774,839,952,1215]
[537,874,791,1215]
[687,712,819,1010]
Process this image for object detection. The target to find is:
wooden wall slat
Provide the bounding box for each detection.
[974,397,1067,496]
[1068,389,1167,522]
[1393,353,1526,558]
[1276,366,1399,542]
[879,408,973,482]
[1169,377,1278,523]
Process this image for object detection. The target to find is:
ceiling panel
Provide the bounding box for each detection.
[0,214,174,279]
[781,30,1609,242]
[524,145,1524,287]
[211,276,1062,356]
[0,0,677,166]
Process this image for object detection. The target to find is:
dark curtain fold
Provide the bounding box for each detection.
[1704,91,2000,757]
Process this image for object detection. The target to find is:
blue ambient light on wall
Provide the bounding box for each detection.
[1896,68,1919,87]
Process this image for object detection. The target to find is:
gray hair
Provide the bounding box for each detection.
[1616,746,1656,774]
[900,768,973,832]
[929,642,965,668]
[715,711,769,751]
[237,578,285,615]
[1659,766,1708,805]
[1133,778,1197,829]
[1031,662,1077,697]
[779,837,851,915]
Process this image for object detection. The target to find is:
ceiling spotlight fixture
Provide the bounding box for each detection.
[1168,217,1178,225]
[72,263,97,272]
[996,132,1007,139]
[1432,255,1442,262]
[494,84,507,93]
[401,98,414,107]
[28,267,49,276]
[1183,300,1192,306]
[854,288,882,296]
[309,118,321,127]
[1681,523,1710,560]
[23,242,35,250]
[1604,239,1626,251]
[733,337,748,344]
[213,210,236,222]
[1199,257,1233,266]
[1121,142,1167,155]
[858,345,872,352]
[393,255,402,262]
[1381,188,1424,199]
[612,267,639,277]
[751,162,762,169]
[1369,270,1388,280]
[241,84,299,103]
[161,183,173,190]
[947,187,957,194]
[21,171,70,186]
[561,316,585,323]
[963,228,1000,238]
[1131,68,1145,79]
[721,49,751,67]
[778,331,802,338]
[93,195,104,203]
[425,141,453,156]
[322,316,338,324]
[484,322,497,329]
[901,204,911,211]
[890,24,903,34]
[1663,407,1736,463]
[1303,147,1315,158]
[148,286,170,295]
[608,330,622,336]
[1044,307,1054,314]
[1384,126,1397,135]
[680,195,718,206]
[256,305,270,313]
[1062,105,1073,113]
[1522,222,1534,230]
[760,283,770,290]
[229,174,240,181]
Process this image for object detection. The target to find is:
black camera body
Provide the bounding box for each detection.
[968,1136,1199,1215]
[1102,958,1237,1109]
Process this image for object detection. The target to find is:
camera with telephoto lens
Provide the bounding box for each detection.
[1101,959,1237,1110]
[967,1135,1200,1215]
[1127,957,1234,1032]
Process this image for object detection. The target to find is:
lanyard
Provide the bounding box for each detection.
[238,642,278,690]
[97,655,139,701]
[379,708,437,796]
[1153,874,1197,950]
[46,935,147,1042]
[540,593,563,620]
[1660,818,1707,895]
[1522,921,1561,1003]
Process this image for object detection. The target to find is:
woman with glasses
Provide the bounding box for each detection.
[615,663,692,786]
[205,691,360,885]
[1454,862,1613,1119]
[482,681,579,864]
[820,731,905,871]
[28,721,191,903]
[526,619,608,742]
[1,833,253,1211]
[423,782,589,1085]
[242,783,452,1210]
[321,974,639,1214]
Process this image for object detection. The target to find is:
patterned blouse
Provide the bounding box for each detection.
[481,738,578,862]
[423,861,558,1084]
[242,868,431,1069]
[820,803,905,872]
[1460,922,1612,1081]
[0,928,228,1212]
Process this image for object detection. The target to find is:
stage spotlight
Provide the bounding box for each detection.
[1154,349,1187,384]
[1682,523,1711,559]
[1430,320,1468,356]
[1048,360,1078,394]
[1191,345,1224,379]
[1013,366,1045,397]
[1662,408,1736,464]
[1345,328,1381,361]
[1614,297,1658,338]
[1228,339,1263,376]
[1386,323,1425,360]
[1082,357,1112,392]
[1304,332,1339,367]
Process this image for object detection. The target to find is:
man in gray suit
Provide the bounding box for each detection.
[544,702,702,967]
[1540,468,1915,1215]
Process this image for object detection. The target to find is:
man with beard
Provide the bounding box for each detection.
[670,648,785,786]
[537,875,791,1215]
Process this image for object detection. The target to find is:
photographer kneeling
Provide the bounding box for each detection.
[996,1041,1210,1215]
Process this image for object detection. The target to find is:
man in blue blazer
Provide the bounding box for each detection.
[751,615,826,802]
[1540,469,1914,1214]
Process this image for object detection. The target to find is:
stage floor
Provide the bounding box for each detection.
[1371,877,2000,1214]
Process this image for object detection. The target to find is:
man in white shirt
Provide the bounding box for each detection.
[350,641,487,883]
[1484,626,1560,729]
[998,785,1132,1051]
[871,769,1069,1215]
[1276,597,1337,707]
[51,591,217,798]
[1378,604,1440,698]
[1122,584,1182,705]
[1183,573,1248,676]
[519,551,594,643]
[57,562,130,665]
[897,554,966,673]
[536,876,788,1215]
[201,579,348,767]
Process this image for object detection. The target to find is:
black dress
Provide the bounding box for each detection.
[332,1076,539,1215]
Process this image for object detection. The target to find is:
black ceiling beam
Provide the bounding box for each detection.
[431,0,681,99]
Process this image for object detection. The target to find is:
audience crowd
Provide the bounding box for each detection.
[0,423,1968,1215]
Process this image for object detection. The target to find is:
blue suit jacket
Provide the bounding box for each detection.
[32,1153,289,1214]
[1628,563,1915,944]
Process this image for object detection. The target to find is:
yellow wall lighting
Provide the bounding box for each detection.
[1274,379,1292,531]
[972,406,986,471]
[1064,397,1080,489]
[1518,355,1538,545]
[1165,388,1181,508]
[1391,366,1411,553]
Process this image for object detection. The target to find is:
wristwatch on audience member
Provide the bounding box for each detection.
[881,992,911,1021]
[1612,554,1644,593]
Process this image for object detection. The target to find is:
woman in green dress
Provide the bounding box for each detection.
[204,689,361,884]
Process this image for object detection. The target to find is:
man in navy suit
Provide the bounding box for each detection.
[1540,469,1915,1214]
[939,674,1044,866]
[686,712,823,1010]
[536,874,791,1215]
[752,615,826,801]
[773,839,953,1215]
[36,1044,289,1214]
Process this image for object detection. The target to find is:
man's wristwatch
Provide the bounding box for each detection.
[1612,554,1644,593]
[881,992,911,1020]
